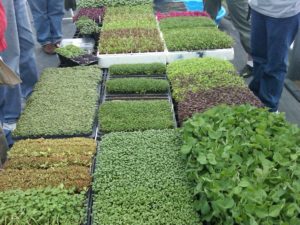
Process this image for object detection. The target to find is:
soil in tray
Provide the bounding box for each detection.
[72,54,98,65]
[58,54,98,67]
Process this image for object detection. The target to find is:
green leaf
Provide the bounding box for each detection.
[268,204,283,217]
[214,197,235,210]
[197,154,207,165]
[239,178,250,188]
[249,216,259,225]
[201,200,211,215]
[180,104,300,224]
[181,144,192,155]
[255,206,269,219]
[207,153,217,165]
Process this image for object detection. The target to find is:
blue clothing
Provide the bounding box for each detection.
[28,0,64,46]
[0,0,38,123]
[249,9,300,112]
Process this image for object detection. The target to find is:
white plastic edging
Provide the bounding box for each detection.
[97,48,234,68]
[97,52,167,68]
[166,48,234,63]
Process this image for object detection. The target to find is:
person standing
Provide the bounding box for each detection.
[248,0,300,112]
[0,0,39,146]
[203,0,253,76]
[28,0,64,54]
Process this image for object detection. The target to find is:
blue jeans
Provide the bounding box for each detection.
[249,10,300,112]
[28,0,64,46]
[0,0,38,123]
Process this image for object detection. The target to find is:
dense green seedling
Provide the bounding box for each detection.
[163,27,233,51]
[110,63,166,75]
[106,78,169,94]
[13,66,101,138]
[103,5,157,30]
[55,45,85,58]
[78,0,152,7]
[159,16,216,30]
[99,28,164,54]
[77,0,103,8]
[181,105,300,225]
[93,130,199,225]
[0,188,85,225]
[0,166,91,192]
[98,5,164,53]
[99,100,174,132]
[167,57,235,78]
[167,58,245,101]
[75,16,101,35]
[6,138,96,169]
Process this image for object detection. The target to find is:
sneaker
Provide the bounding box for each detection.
[42,43,56,55]
[239,64,253,78]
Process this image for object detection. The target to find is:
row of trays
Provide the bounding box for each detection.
[8,68,178,225]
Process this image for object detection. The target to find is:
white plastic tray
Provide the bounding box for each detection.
[97,51,167,68]
[166,48,234,63]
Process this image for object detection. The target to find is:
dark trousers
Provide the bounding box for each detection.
[249,10,300,111]
[203,0,221,20]
[0,126,8,166]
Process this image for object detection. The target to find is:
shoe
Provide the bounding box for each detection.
[54,42,61,48]
[42,44,56,55]
[239,64,253,78]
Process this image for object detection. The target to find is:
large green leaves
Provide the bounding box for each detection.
[181,104,300,224]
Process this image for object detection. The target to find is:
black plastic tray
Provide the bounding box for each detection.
[97,92,178,137]
[105,93,169,101]
[58,53,98,67]
[109,74,167,79]
[85,140,102,225]
[13,81,104,141]
[105,72,170,100]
